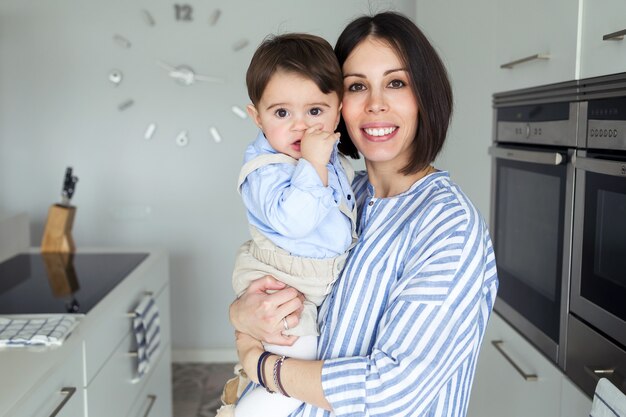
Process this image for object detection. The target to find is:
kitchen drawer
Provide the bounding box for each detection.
[86,285,170,417]
[566,315,626,398]
[6,340,84,417]
[468,312,562,417]
[81,250,168,384]
[126,346,173,417]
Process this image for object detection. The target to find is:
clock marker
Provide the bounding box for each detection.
[176,130,189,147]
[210,127,222,143]
[144,123,157,140]
[142,10,156,27]
[118,99,134,111]
[108,70,123,86]
[231,106,247,119]
[232,39,249,52]
[113,34,131,49]
[209,9,221,26]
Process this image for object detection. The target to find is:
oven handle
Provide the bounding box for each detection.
[573,155,626,177]
[489,146,565,165]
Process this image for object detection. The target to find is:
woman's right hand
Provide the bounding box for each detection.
[229,275,304,346]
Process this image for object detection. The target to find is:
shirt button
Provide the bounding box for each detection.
[368,201,374,206]
[347,195,351,200]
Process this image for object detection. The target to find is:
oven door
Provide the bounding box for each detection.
[571,150,626,348]
[489,145,574,367]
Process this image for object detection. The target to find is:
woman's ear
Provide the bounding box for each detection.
[246,104,262,129]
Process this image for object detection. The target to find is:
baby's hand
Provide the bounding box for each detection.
[300,125,340,168]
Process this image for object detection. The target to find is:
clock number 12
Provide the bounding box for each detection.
[174,4,193,21]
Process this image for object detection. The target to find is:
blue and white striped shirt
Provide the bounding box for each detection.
[293,170,498,417]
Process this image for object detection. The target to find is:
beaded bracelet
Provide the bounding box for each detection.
[257,351,273,391]
[273,355,290,397]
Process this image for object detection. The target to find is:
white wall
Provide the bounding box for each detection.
[0,0,415,358]
[417,0,496,221]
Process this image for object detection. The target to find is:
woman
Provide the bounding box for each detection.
[230,11,498,417]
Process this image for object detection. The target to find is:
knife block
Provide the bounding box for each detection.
[41,204,76,253]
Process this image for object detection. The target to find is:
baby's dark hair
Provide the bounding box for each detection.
[246,33,343,106]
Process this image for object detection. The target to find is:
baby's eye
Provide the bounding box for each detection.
[275,108,289,118]
[388,79,406,89]
[309,107,323,116]
[347,83,366,92]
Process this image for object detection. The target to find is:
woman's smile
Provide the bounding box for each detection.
[362,124,399,140]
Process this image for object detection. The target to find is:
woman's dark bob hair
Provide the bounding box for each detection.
[335,12,453,175]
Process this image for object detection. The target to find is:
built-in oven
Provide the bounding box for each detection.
[566,75,626,397]
[490,83,579,368]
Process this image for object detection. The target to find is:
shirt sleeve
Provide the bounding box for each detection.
[240,159,338,239]
[321,205,495,416]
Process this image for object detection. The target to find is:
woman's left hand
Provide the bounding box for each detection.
[235,331,264,384]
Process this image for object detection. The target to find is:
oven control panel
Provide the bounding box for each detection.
[496,102,578,147]
[587,97,626,151]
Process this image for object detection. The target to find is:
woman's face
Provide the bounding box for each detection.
[341,37,419,171]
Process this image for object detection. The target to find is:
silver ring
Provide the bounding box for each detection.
[282,317,289,331]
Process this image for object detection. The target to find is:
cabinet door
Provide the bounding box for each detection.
[6,346,84,417]
[579,0,626,79]
[126,346,173,417]
[467,313,562,417]
[560,377,591,417]
[494,0,579,92]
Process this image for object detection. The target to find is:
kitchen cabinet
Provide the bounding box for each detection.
[579,0,626,79]
[82,248,172,417]
[127,346,173,417]
[1,331,85,417]
[468,313,591,417]
[0,248,173,417]
[467,313,563,417]
[493,0,579,92]
[560,376,592,417]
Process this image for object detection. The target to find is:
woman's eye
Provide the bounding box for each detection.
[347,83,366,92]
[309,107,323,116]
[275,108,289,118]
[388,79,406,89]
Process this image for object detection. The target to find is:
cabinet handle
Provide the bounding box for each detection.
[500,53,550,69]
[141,394,157,417]
[584,366,625,385]
[492,340,538,381]
[48,387,77,417]
[127,291,155,317]
[603,29,626,41]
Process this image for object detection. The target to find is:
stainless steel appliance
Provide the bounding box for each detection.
[567,73,626,397]
[490,83,579,368]
[0,252,148,314]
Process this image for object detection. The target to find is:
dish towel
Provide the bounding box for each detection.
[590,378,626,417]
[132,293,161,378]
[0,315,78,347]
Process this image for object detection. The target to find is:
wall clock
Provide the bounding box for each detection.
[108,4,249,147]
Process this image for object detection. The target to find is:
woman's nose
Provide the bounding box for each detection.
[366,91,388,113]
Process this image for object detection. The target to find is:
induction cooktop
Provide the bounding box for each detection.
[0,253,148,315]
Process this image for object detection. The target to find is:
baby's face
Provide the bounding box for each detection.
[247,70,341,159]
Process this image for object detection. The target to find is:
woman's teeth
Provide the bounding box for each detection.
[364,127,396,137]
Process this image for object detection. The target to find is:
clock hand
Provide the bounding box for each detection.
[156,60,224,85]
[190,73,225,84]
